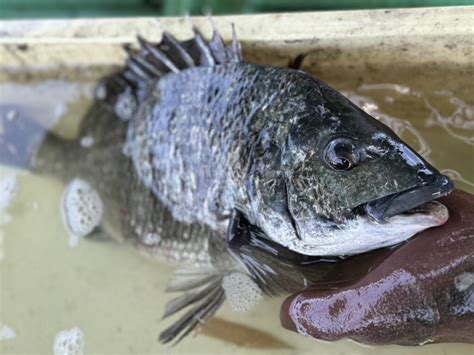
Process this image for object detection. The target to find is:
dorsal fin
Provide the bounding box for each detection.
[96,21,243,119]
[161,31,196,68]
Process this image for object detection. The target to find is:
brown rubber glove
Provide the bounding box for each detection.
[281,189,474,345]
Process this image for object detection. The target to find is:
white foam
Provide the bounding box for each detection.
[114,89,137,121]
[79,136,94,148]
[53,327,85,355]
[0,173,19,261]
[63,178,103,244]
[222,272,263,313]
[0,174,18,211]
[141,232,161,246]
[0,324,16,341]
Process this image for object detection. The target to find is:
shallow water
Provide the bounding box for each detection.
[0,61,473,354]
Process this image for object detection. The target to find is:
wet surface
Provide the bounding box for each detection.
[281,190,474,345]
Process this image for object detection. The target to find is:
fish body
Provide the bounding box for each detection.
[8,25,453,343]
[125,60,451,256]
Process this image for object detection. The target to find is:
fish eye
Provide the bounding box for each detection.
[324,138,359,171]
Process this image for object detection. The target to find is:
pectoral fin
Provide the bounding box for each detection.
[227,210,339,295]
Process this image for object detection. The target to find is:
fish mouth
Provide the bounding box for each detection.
[364,175,454,223]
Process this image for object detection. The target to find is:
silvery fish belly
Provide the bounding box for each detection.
[23,24,453,344]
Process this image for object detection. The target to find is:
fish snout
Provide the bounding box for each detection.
[365,171,454,223]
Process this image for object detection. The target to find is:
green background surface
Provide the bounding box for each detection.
[1,0,473,19]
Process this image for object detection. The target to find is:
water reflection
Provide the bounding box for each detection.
[344,83,474,191]
[358,83,474,145]
[425,92,474,145]
[343,91,432,158]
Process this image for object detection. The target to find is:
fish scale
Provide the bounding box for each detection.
[33,95,224,269]
[128,65,269,231]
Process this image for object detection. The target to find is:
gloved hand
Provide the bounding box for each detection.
[280,189,474,345]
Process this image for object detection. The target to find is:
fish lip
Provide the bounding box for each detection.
[364,175,454,223]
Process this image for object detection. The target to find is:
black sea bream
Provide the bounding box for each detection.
[7,24,453,343]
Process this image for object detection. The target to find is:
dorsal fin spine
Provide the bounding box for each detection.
[102,21,244,122]
[162,31,196,67]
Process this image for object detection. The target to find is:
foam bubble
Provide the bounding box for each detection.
[6,109,18,122]
[0,174,18,210]
[114,89,137,121]
[79,136,94,148]
[222,272,263,312]
[63,179,103,242]
[0,324,16,341]
[95,83,107,100]
[0,173,19,261]
[53,327,85,355]
[141,232,161,246]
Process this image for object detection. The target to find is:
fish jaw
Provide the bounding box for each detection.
[283,200,449,256]
[365,173,453,222]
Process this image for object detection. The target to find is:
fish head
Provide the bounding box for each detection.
[246,71,453,256]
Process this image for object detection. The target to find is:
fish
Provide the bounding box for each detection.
[1,22,453,344]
